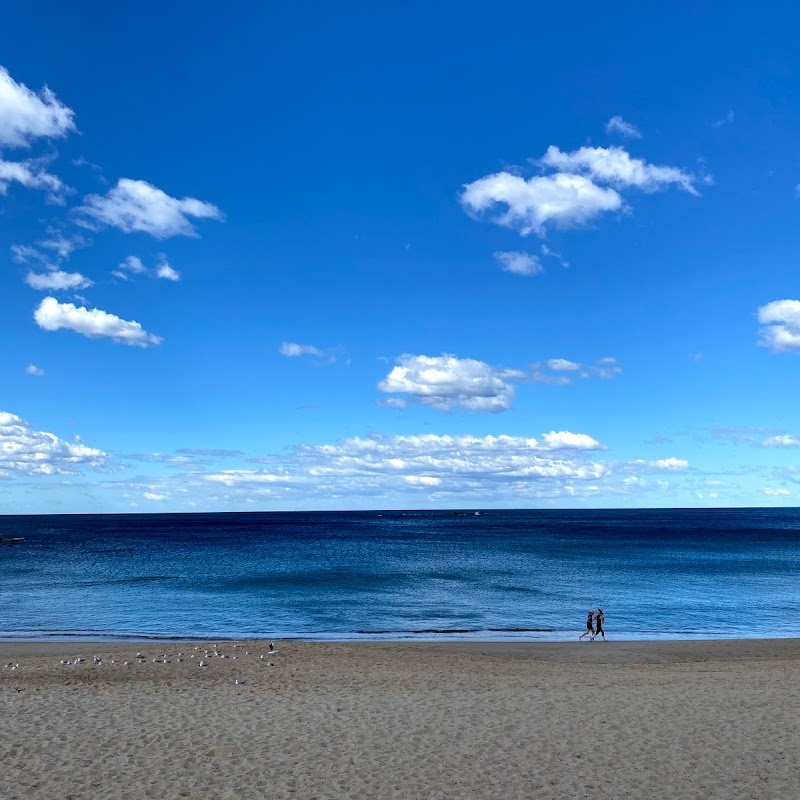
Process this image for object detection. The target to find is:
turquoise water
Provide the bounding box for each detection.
[1,509,798,641]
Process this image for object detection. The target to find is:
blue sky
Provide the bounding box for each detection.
[2,2,800,513]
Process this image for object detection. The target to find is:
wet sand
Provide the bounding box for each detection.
[2,638,799,799]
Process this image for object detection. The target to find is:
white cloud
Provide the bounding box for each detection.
[540,431,604,450]
[763,434,800,448]
[403,475,442,487]
[606,116,642,139]
[712,110,735,128]
[33,297,162,347]
[0,411,105,475]
[652,457,689,471]
[118,255,147,274]
[541,244,569,268]
[0,66,75,147]
[0,157,66,201]
[78,178,224,238]
[11,244,50,265]
[378,354,527,412]
[280,342,324,358]
[461,170,622,236]
[758,299,800,353]
[143,491,169,501]
[763,487,790,496]
[547,358,580,371]
[38,233,86,259]
[24,364,44,376]
[25,270,93,291]
[493,250,543,276]
[541,146,698,195]
[156,261,180,281]
[532,357,622,385]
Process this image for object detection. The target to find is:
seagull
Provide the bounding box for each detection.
[269,642,276,653]
[199,660,208,667]
[267,661,274,667]
[136,653,144,659]
[123,661,132,666]
[153,658,161,663]
[4,662,13,669]
[245,651,252,656]
[234,679,245,685]
[60,659,69,665]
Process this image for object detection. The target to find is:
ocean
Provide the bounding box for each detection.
[1,508,798,642]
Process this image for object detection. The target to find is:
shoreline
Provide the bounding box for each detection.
[2,636,799,661]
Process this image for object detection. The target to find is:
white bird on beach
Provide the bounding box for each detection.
[123,661,132,666]
[60,659,69,665]
[199,660,208,667]
[234,679,245,685]
[136,653,144,658]
[245,651,252,655]
[269,642,276,653]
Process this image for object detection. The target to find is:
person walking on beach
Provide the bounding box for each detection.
[594,608,606,641]
[579,609,595,641]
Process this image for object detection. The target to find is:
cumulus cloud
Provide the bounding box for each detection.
[25,364,44,376]
[0,157,66,201]
[0,66,75,147]
[378,354,527,412]
[462,144,699,238]
[541,146,698,195]
[547,359,580,371]
[763,487,790,496]
[78,178,224,238]
[461,170,622,236]
[156,261,180,281]
[532,357,622,385]
[493,251,543,276]
[758,299,800,353]
[33,297,162,347]
[118,255,147,274]
[0,411,105,475]
[763,434,800,448]
[606,116,641,139]
[25,270,92,291]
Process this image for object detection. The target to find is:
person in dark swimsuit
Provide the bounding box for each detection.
[594,608,605,641]
[579,610,595,640]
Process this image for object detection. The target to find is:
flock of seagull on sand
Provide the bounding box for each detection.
[4,641,278,685]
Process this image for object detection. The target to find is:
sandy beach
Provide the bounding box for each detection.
[2,639,799,799]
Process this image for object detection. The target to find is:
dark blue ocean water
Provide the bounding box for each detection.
[1,509,798,641]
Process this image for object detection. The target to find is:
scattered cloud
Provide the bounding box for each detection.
[24,364,44,376]
[493,250,543,276]
[37,233,87,259]
[25,270,93,291]
[461,144,698,239]
[762,434,800,448]
[33,296,163,347]
[758,299,800,352]
[546,358,580,371]
[279,342,344,363]
[77,178,224,238]
[117,255,147,274]
[712,110,735,128]
[156,260,180,281]
[378,354,526,412]
[280,342,323,358]
[0,157,66,202]
[541,244,569,268]
[462,170,622,236]
[763,487,790,496]
[0,410,105,475]
[531,357,622,385]
[11,244,50,265]
[541,146,698,195]
[143,491,169,501]
[606,115,642,139]
[0,66,75,148]
[175,448,245,458]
